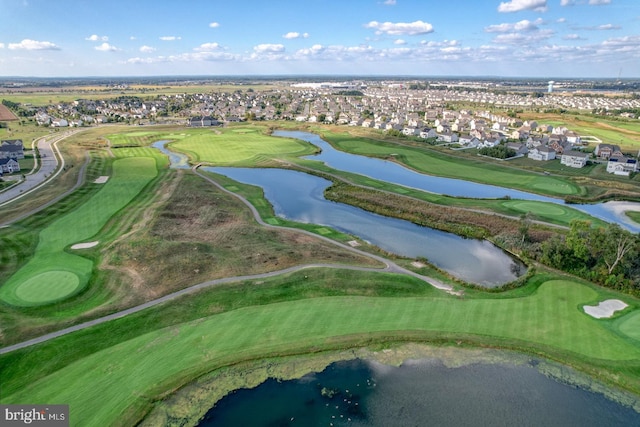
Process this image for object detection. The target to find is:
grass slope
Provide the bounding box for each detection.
[0,157,157,306]
[2,277,638,426]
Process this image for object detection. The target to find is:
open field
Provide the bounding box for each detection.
[0,156,157,306]
[2,272,639,426]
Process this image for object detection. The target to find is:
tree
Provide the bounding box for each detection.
[518,212,532,244]
[593,224,639,275]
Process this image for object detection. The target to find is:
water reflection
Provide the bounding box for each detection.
[273,131,640,233]
[199,358,640,426]
[207,166,525,287]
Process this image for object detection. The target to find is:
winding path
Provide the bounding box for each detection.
[0,164,455,355]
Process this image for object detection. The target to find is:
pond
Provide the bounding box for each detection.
[273,131,640,233]
[207,166,525,287]
[198,357,640,426]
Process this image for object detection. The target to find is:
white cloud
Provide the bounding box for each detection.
[589,0,611,4]
[194,42,221,51]
[125,50,237,65]
[557,17,566,23]
[209,22,220,28]
[492,29,554,44]
[394,39,406,45]
[0,43,4,49]
[365,20,434,36]
[560,0,574,6]
[253,43,285,53]
[139,45,156,53]
[159,36,181,41]
[283,32,309,39]
[563,33,585,40]
[8,39,60,50]
[95,42,119,52]
[130,36,137,40]
[384,0,397,4]
[497,0,547,13]
[85,34,108,42]
[485,18,543,33]
[574,23,621,30]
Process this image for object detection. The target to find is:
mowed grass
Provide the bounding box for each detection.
[170,126,317,166]
[0,157,158,306]
[500,200,590,224]
[319,130,581,197]
[3,278,638,426]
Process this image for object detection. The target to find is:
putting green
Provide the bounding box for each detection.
[502,200,568,217]
[14,271,80,303]
[617,311,640,341]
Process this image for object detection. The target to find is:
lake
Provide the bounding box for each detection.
[208,166,525,287]
[199,357,640,426]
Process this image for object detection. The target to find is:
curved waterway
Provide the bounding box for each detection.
[272,130,640,233]
[199,358,640,426]
[206,166,525,287]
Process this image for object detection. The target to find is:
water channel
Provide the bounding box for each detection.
[272,130,640,233]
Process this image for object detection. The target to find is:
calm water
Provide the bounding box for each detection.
[152,140,191,169]
[272,131,640,233]
[199,358,640,427]
[208,166,525,287]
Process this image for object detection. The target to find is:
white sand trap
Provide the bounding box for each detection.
[347,240,360,247]
[583,299,628,319]
[411,261,426,268]
[94,176,109,184]
[71,241,99,250]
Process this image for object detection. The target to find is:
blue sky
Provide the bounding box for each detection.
[0,0,638,77]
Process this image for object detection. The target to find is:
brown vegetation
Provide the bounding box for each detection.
[105,172,380,302]
[0,104,18,121]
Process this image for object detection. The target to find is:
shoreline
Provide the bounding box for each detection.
[140,343,640,426]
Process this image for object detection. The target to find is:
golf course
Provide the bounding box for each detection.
[1,123,640,426]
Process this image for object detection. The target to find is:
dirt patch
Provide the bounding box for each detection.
[583,299,628,319]
[94,176,109,184]
[0,104,18,121]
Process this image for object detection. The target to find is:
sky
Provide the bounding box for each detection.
[0,0,638,78]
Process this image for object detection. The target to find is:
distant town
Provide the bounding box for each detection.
[2,77,639,176]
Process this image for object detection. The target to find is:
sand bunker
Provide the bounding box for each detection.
[583,299,628,319]
[94,176,109,184]
[71,241,99,250]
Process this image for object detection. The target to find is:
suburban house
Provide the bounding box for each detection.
[188,116,220,127]
[595,143,623,160]
[506,142,528,156]
[0,157,20,174]
[419,128,437,139]
[528,146,556,161]
[560,150,590,168]
[437,131,458,143]
[0,139,25,159]
[606,156,638,176]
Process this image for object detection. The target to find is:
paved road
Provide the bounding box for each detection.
[0,130,78,207]
[0,166,455,355]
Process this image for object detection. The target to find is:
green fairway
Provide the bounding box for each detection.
[319,130,582,198]
[3,277,638,426]
[0,157,158,306]
[169,126,317,165]
[626,211,640,225]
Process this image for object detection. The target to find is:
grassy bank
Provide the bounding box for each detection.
[2,270,639,426]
